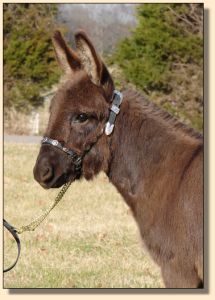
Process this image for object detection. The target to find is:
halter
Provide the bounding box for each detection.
[41,90,123,173]
[4,90,123,273]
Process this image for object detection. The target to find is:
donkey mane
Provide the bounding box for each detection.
[123,89,202,140]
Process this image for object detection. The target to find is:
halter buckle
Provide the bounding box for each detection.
[105,90,123,136]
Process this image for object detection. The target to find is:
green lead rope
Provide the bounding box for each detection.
[16,181,72,234]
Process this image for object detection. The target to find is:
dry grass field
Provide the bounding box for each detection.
[4,142,163,288]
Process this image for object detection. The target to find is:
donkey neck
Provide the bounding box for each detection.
[106,89,203,213]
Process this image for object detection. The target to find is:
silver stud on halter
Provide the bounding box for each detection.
[52,140,59,146]
[41,137,82,169]
[105,90,123,136]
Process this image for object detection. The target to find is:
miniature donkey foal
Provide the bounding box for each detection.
[33,30,203,288]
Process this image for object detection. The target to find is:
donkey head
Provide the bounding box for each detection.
[33,30,115,188]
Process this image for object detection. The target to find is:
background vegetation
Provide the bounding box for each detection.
[111,3,203,130]
[4,3,203,133]
[3,4,62,112]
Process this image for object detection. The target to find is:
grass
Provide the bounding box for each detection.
[3,143,163,288]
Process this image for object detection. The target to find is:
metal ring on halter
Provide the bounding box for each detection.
[3,219,21,273]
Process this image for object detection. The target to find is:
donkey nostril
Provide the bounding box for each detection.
[43,167,50,176]
[41,165,53,182]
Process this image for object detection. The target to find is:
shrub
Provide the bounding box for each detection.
[4,3,63,112]
[112,3,203,131]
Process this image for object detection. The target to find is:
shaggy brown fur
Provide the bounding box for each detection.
[33,30,203,288]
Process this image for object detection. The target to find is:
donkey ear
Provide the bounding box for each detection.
[75,30,102,85]
[75,31,114,97]
[52,31,81,74]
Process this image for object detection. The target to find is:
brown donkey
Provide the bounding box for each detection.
[33,31,203,288]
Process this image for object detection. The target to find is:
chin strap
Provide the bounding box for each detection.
[105,90,123,136]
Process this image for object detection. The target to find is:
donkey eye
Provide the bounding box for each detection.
[72,113,88,123]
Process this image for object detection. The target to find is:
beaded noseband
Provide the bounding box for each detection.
[41,137,82,173]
